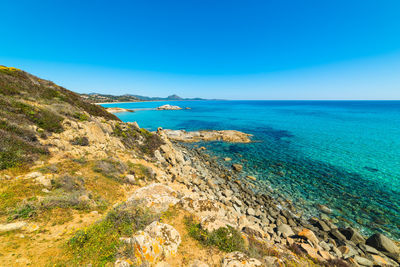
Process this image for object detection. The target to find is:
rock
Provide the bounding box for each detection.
[263,256,280,267]
[366,233,399,255]
[144,221,181,257]
[130,222,181,265]
[318,250,333,261]
[277,224,294,238]
[34,175,52,188]
[242,226,264,238]
[338,245,357,259]
[232,164,243,172]
[313,219,331,232]
[300,243,324,261]
[224,157,232,161]
[353,255,373,266]
[247,208,256,216]
[131,231,163,265]
[222,251,263,267]
[358,244,379,255]
[0,222,27,232]
[157,104,182,110]
[330,228,348,243]
[340,227,366,245]
[25,172,42,179]
[114,259,131,267]
[298,229,319,247]
[246,176,257,181]
[125,174,136,184]
[127,183,179,213]
[128,121,140,129]
[317,204,332,214]
[370,254,389,266]
[189,260,209,267]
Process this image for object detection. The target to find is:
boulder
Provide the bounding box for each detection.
[128,222,181,266]
[144,221,181,257]
[232,164,243,172]
[353,256,373,266]
[366,233,399,255]
[317,204,332,214]
[246,176,257,181]
[125,174,136,184]
[0,222,27,232]
[131,231,163,264]
[127,183,179,213]
[298,229,319,247]
[340,227,365,245]
[277,224,294,238]
[299,243,324,261]
[222,252,263,267]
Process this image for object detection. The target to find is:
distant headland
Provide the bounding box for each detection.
[80,93,212,104]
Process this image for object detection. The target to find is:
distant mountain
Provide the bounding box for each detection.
[80,93,207,103]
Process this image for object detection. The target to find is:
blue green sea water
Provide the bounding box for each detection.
[102,100,400,239]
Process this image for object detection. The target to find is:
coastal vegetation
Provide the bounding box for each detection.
[0,66,399,266]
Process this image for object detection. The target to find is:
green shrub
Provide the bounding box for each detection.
[73,112,89,121]
[185,216,245,252]
[66,205,159,265]
[8,203,37,221]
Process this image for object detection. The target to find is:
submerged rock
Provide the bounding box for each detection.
[232,164,243,172]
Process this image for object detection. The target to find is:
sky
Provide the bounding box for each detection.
[1,0,400,100]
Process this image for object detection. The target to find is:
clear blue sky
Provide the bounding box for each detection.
[1,0,400,99]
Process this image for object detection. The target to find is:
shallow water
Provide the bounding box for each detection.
[102,100,400,239]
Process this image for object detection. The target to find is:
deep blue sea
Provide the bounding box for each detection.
[102,100,400,239]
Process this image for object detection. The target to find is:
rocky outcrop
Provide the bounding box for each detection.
[120,222,181,266]
[127,183,179,213]
[157,104,182,110]
[162,129,252,143]
[105,107,134,113]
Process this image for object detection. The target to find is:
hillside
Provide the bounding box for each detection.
[0,66,119,170]
[0,66,399,267]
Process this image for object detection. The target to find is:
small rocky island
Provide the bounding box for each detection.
[162,129,253,143]
[156,104,183,110]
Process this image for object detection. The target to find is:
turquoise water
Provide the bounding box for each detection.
[102,100,400,239]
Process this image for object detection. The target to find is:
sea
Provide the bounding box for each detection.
[101,100,400,240]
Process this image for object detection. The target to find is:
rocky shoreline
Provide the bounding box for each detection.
[152,128,400,266]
